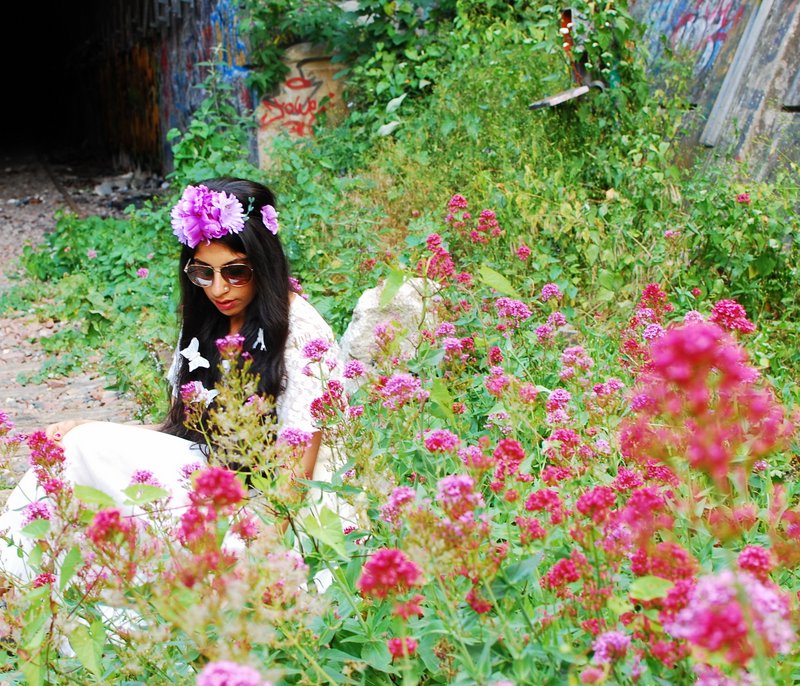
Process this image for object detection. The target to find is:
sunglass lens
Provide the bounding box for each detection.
[222,265,253,285]
[186,265,213,287]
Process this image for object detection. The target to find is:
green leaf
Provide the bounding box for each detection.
[379,268,406,307]
[303,506,347,559]
[478,264,519,297]
[20,658,44,686]
[361,639,393,672]
[386,93,407,114]
[122,483,170,506]
[377,120,402,136]
[20,518,50,540]
[59,545,83,592]
[69,622,104,678]
[74,485,117,508]
[628,575,674,601]
[429,378,455,423]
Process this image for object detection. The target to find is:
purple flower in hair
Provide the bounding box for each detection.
[261,204,279,235]
[170,184,246,248]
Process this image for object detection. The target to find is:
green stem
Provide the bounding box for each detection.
[433,576,480,678]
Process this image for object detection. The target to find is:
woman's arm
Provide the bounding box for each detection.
[45,419,92,442]
[46,419,161,442]
[301,431,322,480]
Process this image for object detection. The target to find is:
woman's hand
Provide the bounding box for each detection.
[45,419,90,442]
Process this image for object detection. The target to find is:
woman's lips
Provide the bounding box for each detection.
[213,299,237,311]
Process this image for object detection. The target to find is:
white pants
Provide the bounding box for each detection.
[0,421,352,583]
[0,422,203,581]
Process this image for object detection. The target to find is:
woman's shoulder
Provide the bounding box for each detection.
[287,295,336,347]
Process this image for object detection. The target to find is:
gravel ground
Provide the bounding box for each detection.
[0,149,163,504]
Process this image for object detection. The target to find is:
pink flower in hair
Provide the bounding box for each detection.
[170,184,246,248]
[260,204,279,234]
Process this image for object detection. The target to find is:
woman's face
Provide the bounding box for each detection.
[192,241,256,333]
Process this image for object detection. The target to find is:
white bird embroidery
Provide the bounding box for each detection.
[254,328,267,351]
[180,337,210,372]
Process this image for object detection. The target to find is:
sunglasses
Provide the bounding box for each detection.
[184,261,254,288]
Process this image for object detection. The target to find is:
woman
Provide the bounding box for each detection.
[0,177,343,580]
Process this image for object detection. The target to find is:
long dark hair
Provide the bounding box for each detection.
[161,177,291,441]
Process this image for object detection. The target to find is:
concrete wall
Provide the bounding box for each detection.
[630,0,800,180]
[255,43,347,169]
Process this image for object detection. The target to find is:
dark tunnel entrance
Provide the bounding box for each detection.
[4,2,145,170]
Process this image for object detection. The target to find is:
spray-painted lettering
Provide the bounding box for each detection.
[259,71,335,137]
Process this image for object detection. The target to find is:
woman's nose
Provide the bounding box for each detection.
[207,272,229,296]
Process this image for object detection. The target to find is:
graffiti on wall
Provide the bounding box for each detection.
[159,0,255,166]
[634,0,748,79]
[670,0,746,75]
[259,67,337,138]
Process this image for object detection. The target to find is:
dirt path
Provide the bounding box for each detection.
[0,150,157,503]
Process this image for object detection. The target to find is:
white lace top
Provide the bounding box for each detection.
[168,296,340,434]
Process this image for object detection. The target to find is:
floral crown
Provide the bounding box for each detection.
[170,184,279,248]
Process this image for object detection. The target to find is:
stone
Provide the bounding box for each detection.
[339,277,439,374]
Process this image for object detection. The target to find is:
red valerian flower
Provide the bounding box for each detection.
[387,636,418,659]
[357,548,422,599]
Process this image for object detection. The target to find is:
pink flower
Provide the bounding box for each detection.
[580,666,605,684]
[216,333,246,357]
[278,427,314,447]
[190,467,245,511]
[737,545,774,582]
[22,501,52,526]
[302,338,332,362]
[493,438,526,481]
[736,192,751,204]
[709,298,756,334]
[423,429,460,452]
[541,556,581,590]
[620,321,791,487]
[86,249,97,259]
[642,323,665,341]
[86,508,134,546]
[136,267,149,278]
[535,324,554,343]
[546,388,571,412]
[592,630,631,664]
[436,474,483,520]
[380,486,417,527]
[466,585,493,613]
[357,548,422,599]
[260,204,279,235]
[495,297,532,323]
[576,486,617,524]
[540,283,562,302]
[343,359,367,378]
[393,593,425,619]
[171,184,246,248]
[666,570,795,665]
[485,366,510,397]
[387,637,418,659]
[130,470,163,487]
[378,373,429,410]
[516,244,531,261]
[196,660,272,686]
[180,381,218,406]
[447,193,468,212]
